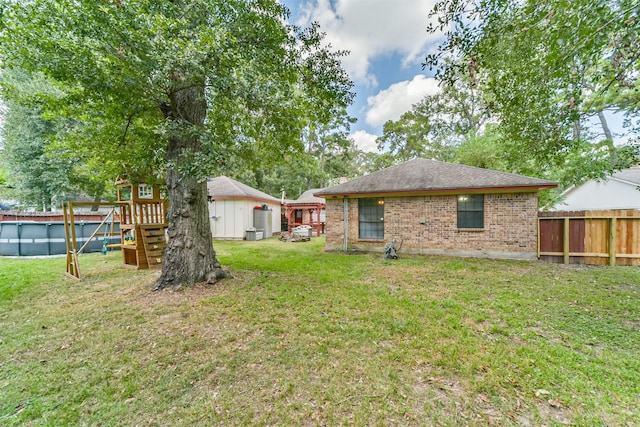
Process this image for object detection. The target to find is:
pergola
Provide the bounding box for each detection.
[284,189,325,237]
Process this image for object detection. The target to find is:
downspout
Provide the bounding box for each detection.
[343,196,348,252]
[420,197,425,255]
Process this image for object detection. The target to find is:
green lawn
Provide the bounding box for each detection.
[1,238,639,426]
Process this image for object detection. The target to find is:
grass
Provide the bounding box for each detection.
[1,238,639,426]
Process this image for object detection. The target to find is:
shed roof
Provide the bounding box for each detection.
[206,176,280,204]
[315,158,557,197]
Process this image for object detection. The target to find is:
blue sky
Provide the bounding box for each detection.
[281,0,444,151]
[281,0,633,151]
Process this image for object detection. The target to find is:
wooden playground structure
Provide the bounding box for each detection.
[63,180,168,280]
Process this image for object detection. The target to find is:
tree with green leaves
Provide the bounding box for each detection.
[214,105,357,198]
[1,0,353,289]
[376,77,491,162]
[425,0,639,175]
[0,69,113,210]
[304,109,356,181]
[0,161,11,205]
[223,131,361,201]
[451,125,507,170]
[1,99,68,211]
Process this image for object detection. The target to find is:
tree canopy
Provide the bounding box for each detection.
[2,0,352,178]
[0,0,354,288]
[376,77,491,162]
[0,69,114,210]
[423,0,640,180]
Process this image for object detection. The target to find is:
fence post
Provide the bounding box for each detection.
[46,223,51,256]
[563,217,570,264]
[17,222,22,257]
[609,217,617,266]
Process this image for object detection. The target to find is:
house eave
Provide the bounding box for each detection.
[209,195,280,205]
[610,176,640,187]
[316,184,557,199]
[285,202,326,207]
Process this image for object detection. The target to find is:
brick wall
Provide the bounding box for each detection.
[325,192,539,260]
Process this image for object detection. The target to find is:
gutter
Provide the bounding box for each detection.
[316,184,558,199]
[209,196,281,205]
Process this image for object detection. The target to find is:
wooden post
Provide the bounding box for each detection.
[609,217,617,266]
[286,206,293,235]
[63,202,81,280]
[63,203,73,277]
[563,217,570,264]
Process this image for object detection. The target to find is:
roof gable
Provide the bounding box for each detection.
[551,167,640,210]
[291,189,325,205]
[206,176,280,203]
[316,158,557,197]
[558,167,640,199]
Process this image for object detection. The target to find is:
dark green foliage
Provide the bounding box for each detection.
[0,0,355,286]
[0,0,354,184]
[0,69,112,209]
[422,0,640,191]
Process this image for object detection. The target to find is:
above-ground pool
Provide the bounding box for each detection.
[0,221,121,256]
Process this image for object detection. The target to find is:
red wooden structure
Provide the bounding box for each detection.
[284,189,325,237]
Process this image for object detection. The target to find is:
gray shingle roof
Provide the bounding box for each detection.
[611,167,640,185]
[315,158,557,197]
[206,176,280,203]
[291,189,325,205]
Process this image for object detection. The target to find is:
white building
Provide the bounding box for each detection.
[206,176,282,240]
[551,167,640,211]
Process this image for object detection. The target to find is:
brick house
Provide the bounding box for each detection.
[315,158,557,260]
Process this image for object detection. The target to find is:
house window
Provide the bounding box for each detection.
[138,184,153,199]
[359,198,384,239]
[457,194,484,229]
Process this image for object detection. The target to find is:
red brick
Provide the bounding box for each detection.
[324,193,539,260]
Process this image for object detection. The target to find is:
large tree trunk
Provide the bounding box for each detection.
[155,83,228,290]
[156,168,226,289]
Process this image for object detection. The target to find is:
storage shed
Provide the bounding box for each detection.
[207,176,281,240]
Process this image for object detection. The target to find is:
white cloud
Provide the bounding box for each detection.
[350,130,379,152]
[295,0,441,86]
[365,75,440,127]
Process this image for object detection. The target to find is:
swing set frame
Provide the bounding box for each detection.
[62,202,125,280]
[63,180,168,280]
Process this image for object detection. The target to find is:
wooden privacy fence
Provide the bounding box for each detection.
[538,210,640,266]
